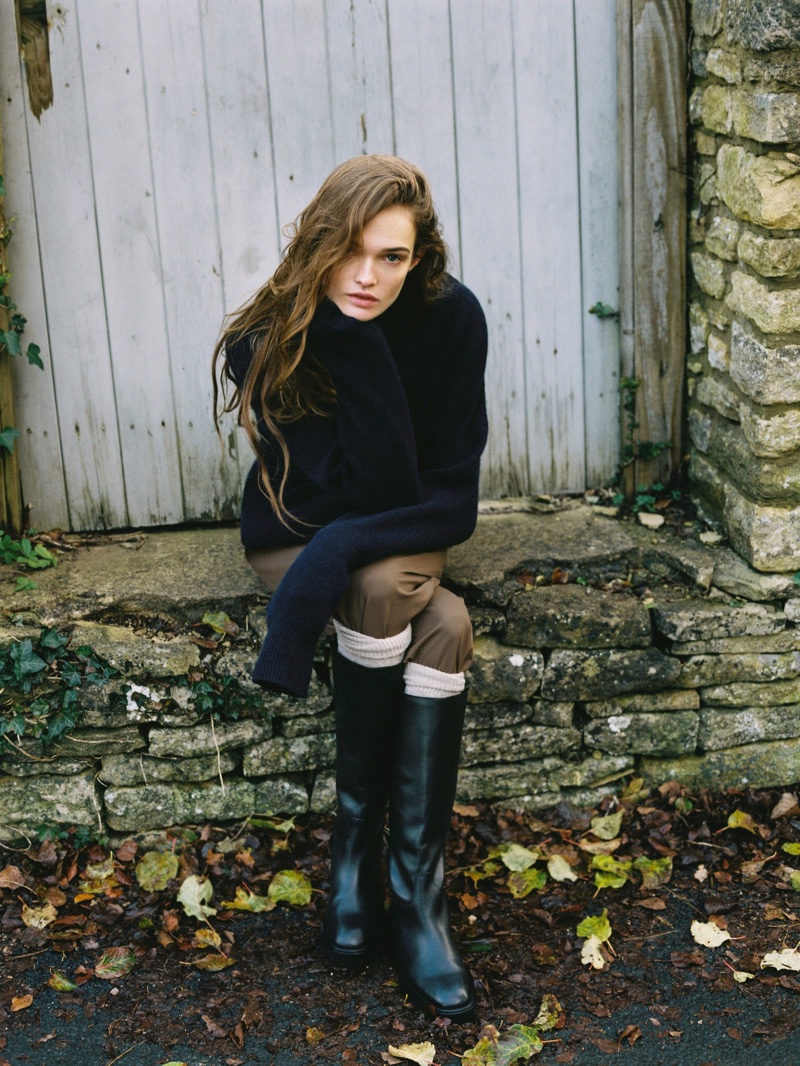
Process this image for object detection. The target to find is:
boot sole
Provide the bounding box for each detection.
[321,925,382,969]
[401,981,477,1022]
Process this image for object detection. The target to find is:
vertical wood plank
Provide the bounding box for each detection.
[576,0,621,487]
[630,0,687,489]
[262,0,337,237]
[138,1,242,521]
[616,0,636,498]
[77,0,184,526]
[451,0,527,497]
[325,0,395,161]
[23,8,130,530]
[0,3,71,532]
[0,115,22,535]
[385,0,461,274]
[513,0,585,493]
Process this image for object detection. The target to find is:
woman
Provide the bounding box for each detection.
[213,155,488,1021]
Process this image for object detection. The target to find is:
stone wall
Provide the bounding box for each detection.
[2,511,800,841]
[688,0,800,570]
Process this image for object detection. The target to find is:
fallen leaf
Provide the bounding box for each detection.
[507,868,547,898]
[694,864,708,883]
[387,1042,436,1065]
[267,869,312,906]
[47,971,77,992]
[0,864,27,890]
[95,946,136,980]
[732,970,754,983]
[202,610,239,637]
[202,1014,227,1038]
[306,1028,325,1046]
[78,856,119,896]
[221,886,275,913]
[462,1024,544,1064]
[21,902,58,929]
[590,854,632,890]
[782,842,800,856]
[497,844,541,872]
[193,953,234,971]
[547,855,578,883]
[771,793,799,820]
[761,948,800,972]
[136,851,180,892]
[690,920,731,948]
[532,994,562,1031]
[577,911,612,943]
[177,875,217,919]
[633,856,673,890]
[11,995,33,1012]
[635,897,667,910]
[115,840,138,863]
[723,810,758,834]
[589,811,623,841]
[192,927,222,950]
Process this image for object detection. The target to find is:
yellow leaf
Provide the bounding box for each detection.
[268,869,312,906]
[221,886,276,913]
[690,920,731,948]
[732,970,754,983]
[193,953,235,971]
[497,843,541,872]
[306,1028,325,1046]
[533,993,563,1031]
[78,856,119,895]
[48,971,77,992]
[192,927,222,950]
[21,901,58,929]
[387,1041,437,1065]
[177,875,217,919]
[589,811,623,841]
[725,810,758,834]
[11,994,33,1011]
[136,851,180,892]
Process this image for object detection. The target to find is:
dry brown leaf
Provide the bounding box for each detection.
[635,897,667,910]
[0,865,27,891]
[11,995,33,1012]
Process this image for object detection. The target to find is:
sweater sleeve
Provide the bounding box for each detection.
[300,299,422,512]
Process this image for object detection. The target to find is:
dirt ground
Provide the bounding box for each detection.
[3,783,800,1066]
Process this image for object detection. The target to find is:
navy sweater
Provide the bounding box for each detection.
[226,276,488,697]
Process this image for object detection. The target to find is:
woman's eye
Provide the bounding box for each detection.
[385,254,402,263]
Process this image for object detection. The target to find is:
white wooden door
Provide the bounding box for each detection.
[0,0,619,531]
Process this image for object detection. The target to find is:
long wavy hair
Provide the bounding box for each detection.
[212,154,449,528]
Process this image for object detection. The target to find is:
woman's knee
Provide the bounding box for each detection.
[336,554,444,637]
[408,588,473,673]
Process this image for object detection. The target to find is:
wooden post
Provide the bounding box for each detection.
[0,104,24,537]
[617,0,687,496]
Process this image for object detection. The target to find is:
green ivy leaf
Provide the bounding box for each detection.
[25,342,43,369]
[462,1023,544,1065]
[0,426,20,453]
[0,329,20,357]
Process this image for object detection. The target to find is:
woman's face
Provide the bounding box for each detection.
[325,205,420,322]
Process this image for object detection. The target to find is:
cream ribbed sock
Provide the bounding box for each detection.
[333,620,412,667]
[404,660,465,698]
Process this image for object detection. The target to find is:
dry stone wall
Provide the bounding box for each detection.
[2,511,800,841]
[688,0,800,570]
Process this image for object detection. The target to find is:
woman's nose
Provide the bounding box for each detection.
[354,258,377,287]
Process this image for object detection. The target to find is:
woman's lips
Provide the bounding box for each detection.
[347,292,378,307]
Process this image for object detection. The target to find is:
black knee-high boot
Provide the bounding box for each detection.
[388,690,476,1020]
[322,649,404,964]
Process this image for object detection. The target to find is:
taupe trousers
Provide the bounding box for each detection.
[245,546,473,674]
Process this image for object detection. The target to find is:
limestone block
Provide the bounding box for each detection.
[691,251,727,299]
[739,402,800,458]
[584,711,699,757]
[705,216,740,261]
[680,630,800,655]
[148,718,272,759]
[104,776,309,832]
[732,91,800,143]
[466,701,533,731]
[678,651,800,687]
[99,751,239,786]
[707,304,731,330]
[640,534,716,590]
[701,85,733,134]
[505,586,651,650]
[711,545,796,601]
[77,680,163,729]
[693,0,723,37]
[69,621,200,677]
[744,56,800,90]
[309,773,337,812]
[281,710,335,738]
[694,375,740,420]
[694,131,718,156]
[653,599,785,642]
[467,636,544,703]
[729,322,800,405]
[738,232,800,279]
[689,407,712,454]
[0,754,93,778]
[699,706,800,751]
[705,48,742,84]
[717,145,800,229]
[723,484,800,571]
[455,757,565,803]
[583,690,701,719]
[460,724,581,767]
[690,302,711,354]
[50,726,146,757]
[548,754,635,790]
[541,648,681,701]
[701,678,800,706]
[530,701,575,728]
[707,334,730,372]
[641,737,800,790]
[726,0,800,53]
[698,162,718,205]
[787,599,800,622]
[216,647,332,717]
[0,770,99,834]
[689,452,727,514]
[727,271,800,334]
[243,733,336,776]
[692,49,707,79]
[689,87,705,126]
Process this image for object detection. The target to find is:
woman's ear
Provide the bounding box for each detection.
[410,250,422,270]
